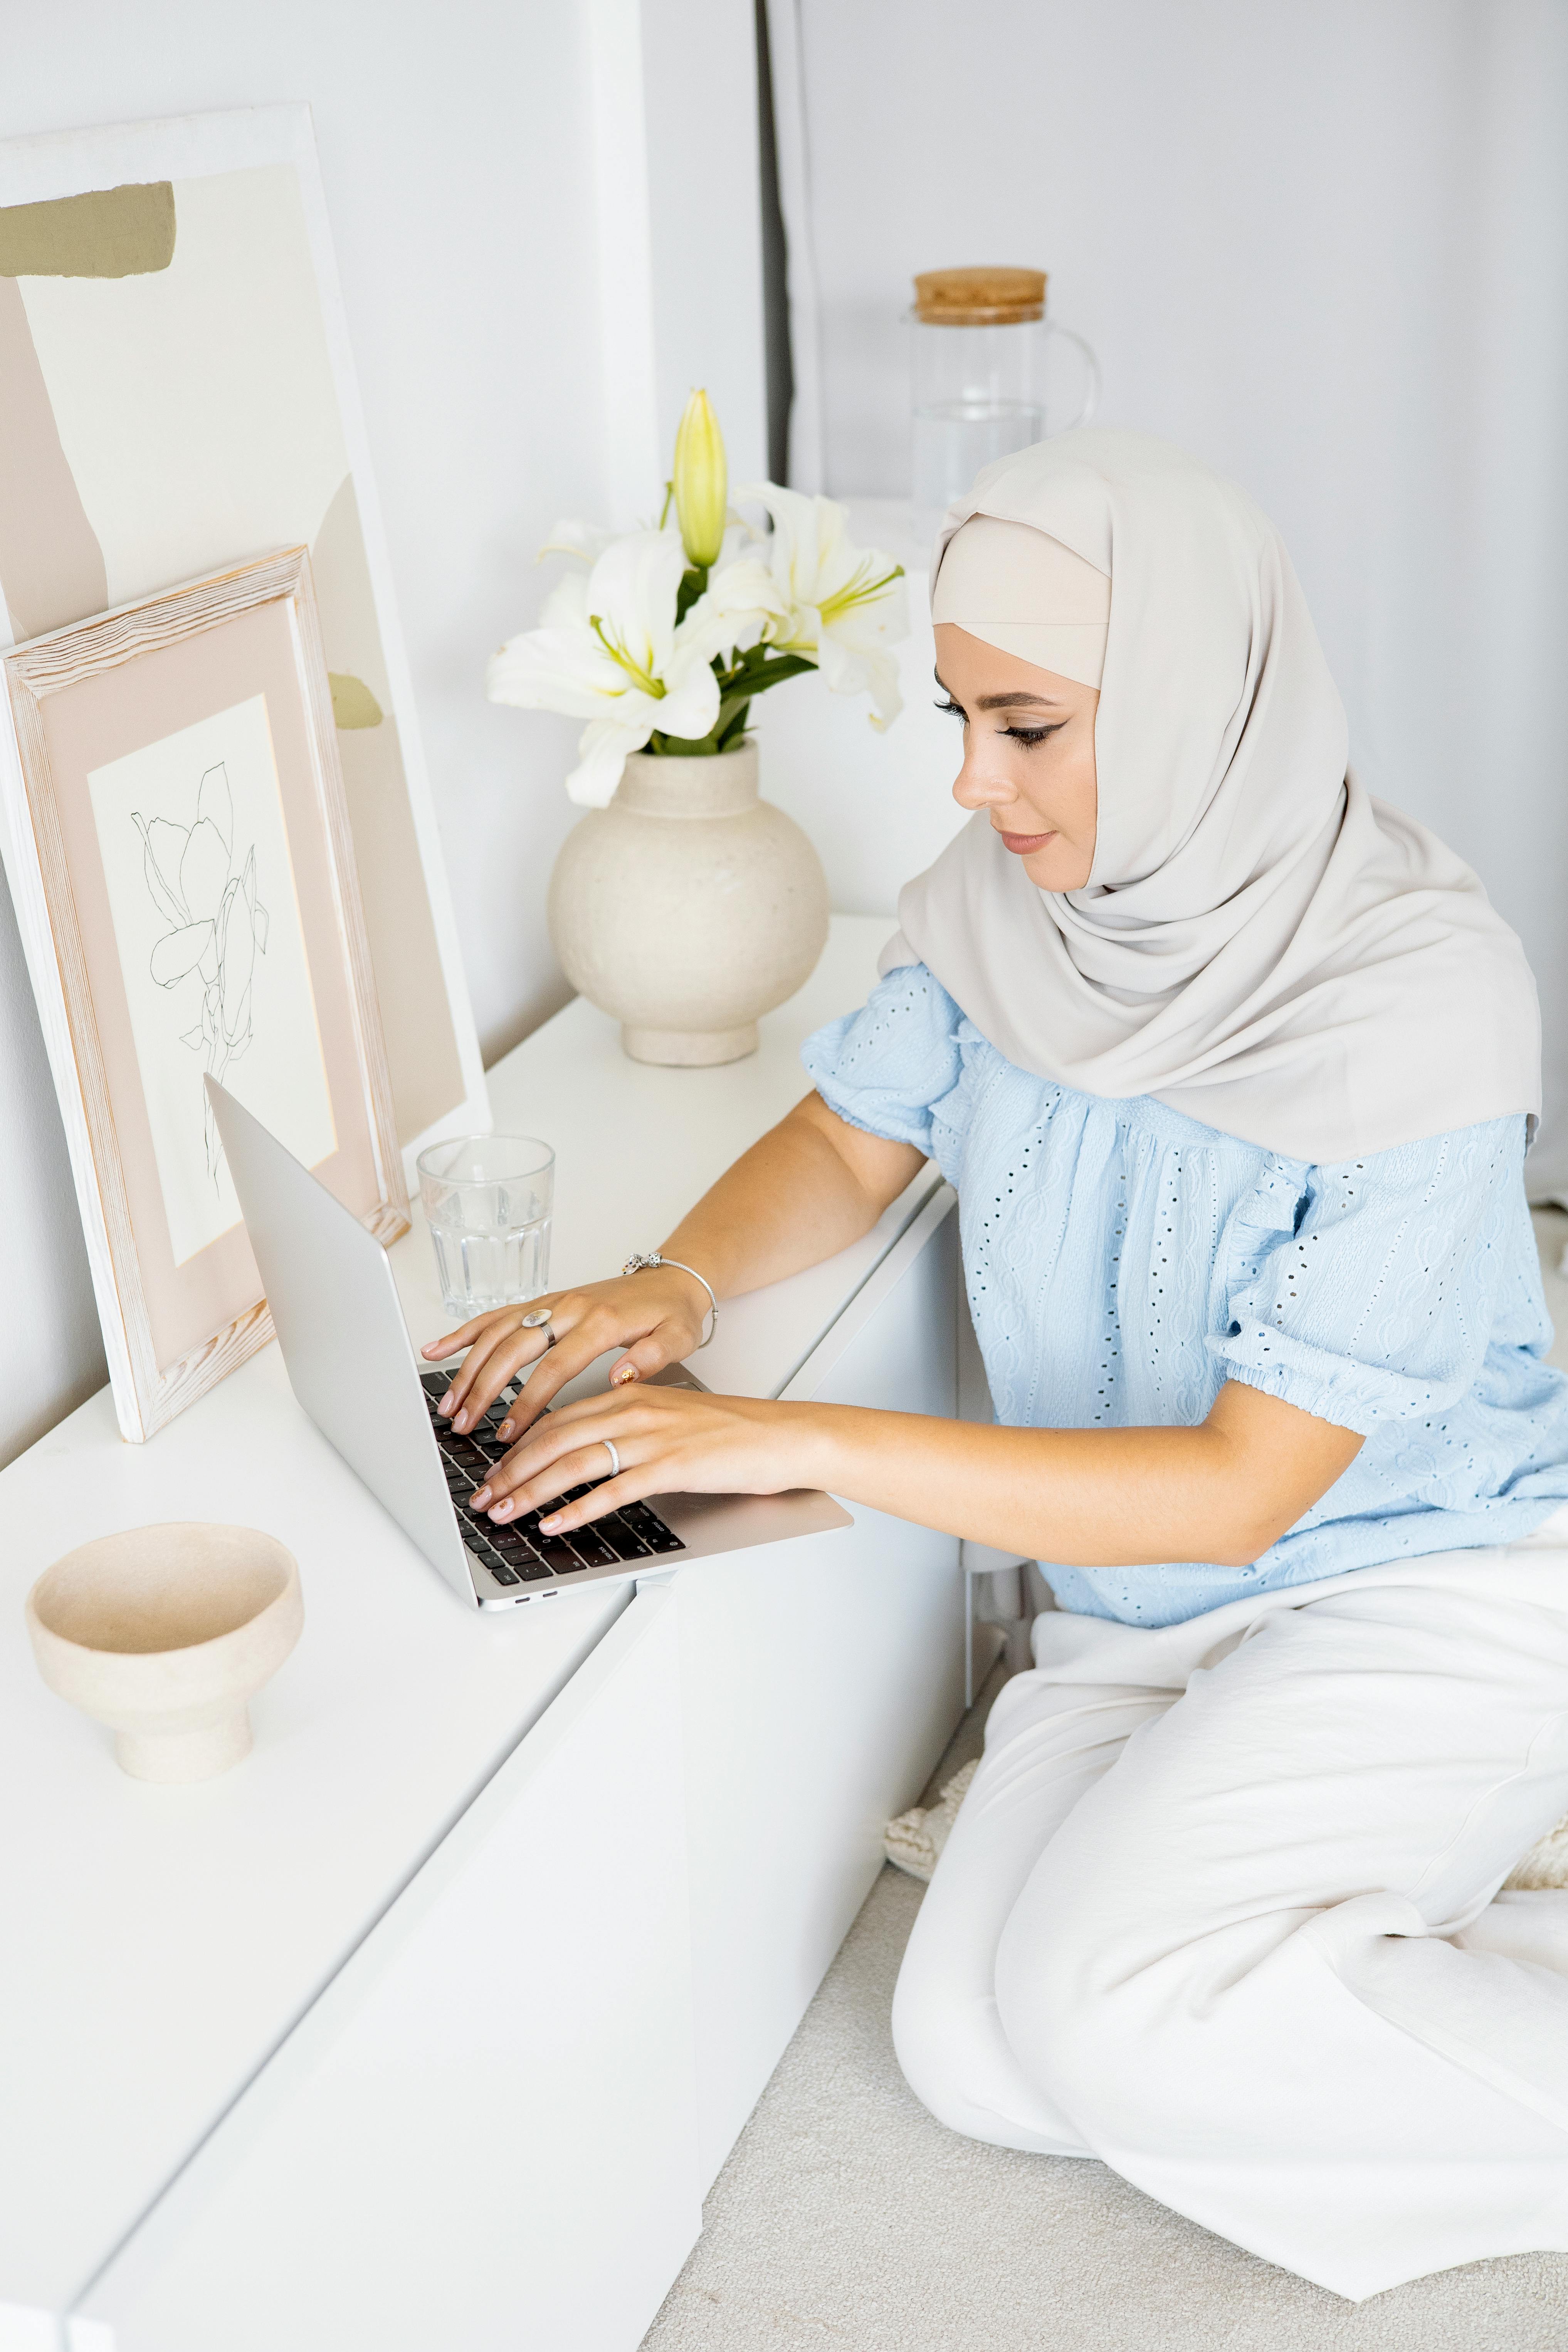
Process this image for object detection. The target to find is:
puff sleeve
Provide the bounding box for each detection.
[1209,1119,1534,1437]
[800,960,967,1157]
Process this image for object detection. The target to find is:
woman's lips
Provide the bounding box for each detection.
[997,827,1056,856]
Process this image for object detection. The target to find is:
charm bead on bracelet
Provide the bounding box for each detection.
[623,1252,717,1347]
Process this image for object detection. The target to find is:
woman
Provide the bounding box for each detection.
[425,432,1568,2299]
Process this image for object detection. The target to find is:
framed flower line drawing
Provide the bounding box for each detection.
[1,546,408,1442]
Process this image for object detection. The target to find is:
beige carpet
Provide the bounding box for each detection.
[641,1216,1568,2352]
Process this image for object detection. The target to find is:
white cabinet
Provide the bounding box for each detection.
[0,920,966,2351]
[76,1590,700,2352]
[679,1187,964,2186]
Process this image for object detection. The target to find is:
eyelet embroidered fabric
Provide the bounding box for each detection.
[803,963,1568,1628]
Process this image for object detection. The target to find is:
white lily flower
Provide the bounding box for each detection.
[534,516,619,566]
[487,426,912,803]
[488,529,771,804]
[734,483,910,730]
[679,556,789,666]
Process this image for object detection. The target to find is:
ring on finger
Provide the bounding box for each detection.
[521,1306,557,1348]
[601,1439,620,1478]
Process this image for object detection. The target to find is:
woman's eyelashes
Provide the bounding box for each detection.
[934,696,1061,750]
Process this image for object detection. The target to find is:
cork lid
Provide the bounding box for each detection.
[913,266,1047,326]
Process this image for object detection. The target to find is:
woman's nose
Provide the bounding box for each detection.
[951,747,1015,811]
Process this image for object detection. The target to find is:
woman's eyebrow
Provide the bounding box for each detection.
[933,671,1067,713]
[974,691,1065,711]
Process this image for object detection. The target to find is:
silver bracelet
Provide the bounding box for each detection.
[623,1251,717,1347]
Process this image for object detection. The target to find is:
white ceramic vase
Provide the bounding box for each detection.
[547,740,830,1065]
[25,1522,304,1782]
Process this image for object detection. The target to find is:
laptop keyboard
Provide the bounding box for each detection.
[418,1372,685,1590]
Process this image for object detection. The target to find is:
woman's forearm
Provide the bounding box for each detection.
[800,1384,1363,1569]
[474,1338,1359,1559]
[657,1095,925,1303]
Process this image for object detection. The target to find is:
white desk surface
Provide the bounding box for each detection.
[0,915,902,2312]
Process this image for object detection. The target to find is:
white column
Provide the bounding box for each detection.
[587,0,769,518]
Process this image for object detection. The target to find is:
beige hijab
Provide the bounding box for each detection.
[887,430,1539,1161]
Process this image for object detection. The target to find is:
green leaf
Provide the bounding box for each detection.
[647,726,723,756]
[645,650,820,758]
[674,565,708,624]
[711,690,753,739]
[745,654,818,696]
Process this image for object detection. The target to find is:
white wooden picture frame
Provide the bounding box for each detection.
[1,548,408,1442]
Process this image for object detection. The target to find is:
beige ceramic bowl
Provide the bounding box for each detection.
[25,1523,303,1783]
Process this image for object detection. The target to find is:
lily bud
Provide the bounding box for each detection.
[672,388,728,570]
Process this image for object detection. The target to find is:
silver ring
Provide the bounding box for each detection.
[521,1306,552,1327]
[602,1439,621,1479]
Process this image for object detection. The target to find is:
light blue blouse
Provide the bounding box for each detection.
[803,962,1568,1628]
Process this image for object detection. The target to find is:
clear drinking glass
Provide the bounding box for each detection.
[909,266,1100,541]
[415,1135,555,1322]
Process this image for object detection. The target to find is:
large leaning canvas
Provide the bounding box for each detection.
[0,104,486,1180]
[2,550,408,1442]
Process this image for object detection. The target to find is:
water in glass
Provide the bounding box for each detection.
[427,1195,551,1320]
[416,1135,555,1322]
[913,398,1045,529]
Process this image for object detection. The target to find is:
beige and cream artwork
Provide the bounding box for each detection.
[0,162,462,1140]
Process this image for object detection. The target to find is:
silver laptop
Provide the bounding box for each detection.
[207,1079,851,1612]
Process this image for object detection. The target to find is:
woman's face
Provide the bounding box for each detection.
[934,622,1099,891]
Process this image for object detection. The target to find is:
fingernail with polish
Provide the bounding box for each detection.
[489,1499,514,1521]
[471,1485,491,1508]
[496,1421,514,1441]
[612,1365,637,1386]
[438,1391,454,1414]
[540,1513,561,1532]
[452,1410,469,1431]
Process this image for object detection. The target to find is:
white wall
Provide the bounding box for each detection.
[784,0,1568,1189]
[0,0,767,1464]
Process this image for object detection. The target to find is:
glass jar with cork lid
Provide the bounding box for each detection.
[909,266,1099,535]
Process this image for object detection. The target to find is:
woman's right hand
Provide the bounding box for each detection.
[419,1264,711,1441]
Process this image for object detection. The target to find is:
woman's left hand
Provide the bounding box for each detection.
[466,1383,824,1533]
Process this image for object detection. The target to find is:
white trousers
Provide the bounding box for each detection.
[891,1515,1568,2299]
